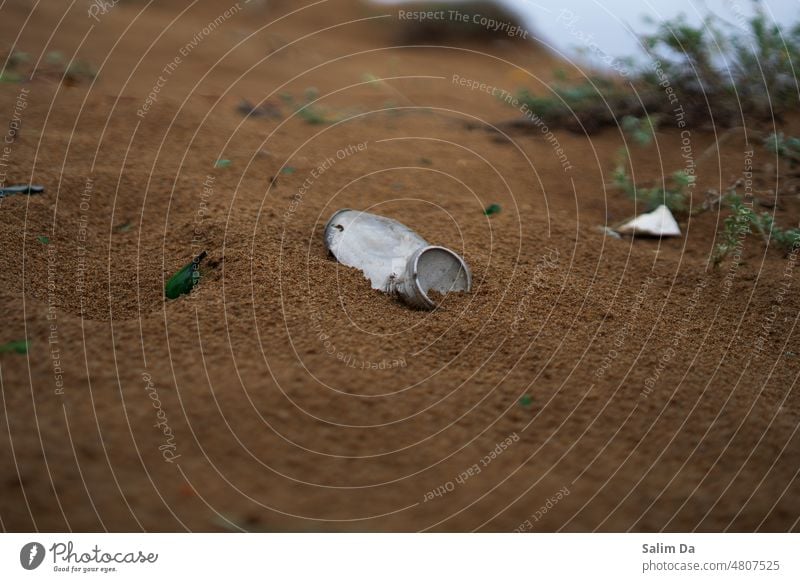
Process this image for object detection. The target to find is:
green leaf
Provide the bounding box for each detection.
[484,203,502,216]
[113,220,132,233]
[37,235,50,244]
[0,340,30,354]
[165,251,207,300]
[214,159,231,168]
[519,394,533,408]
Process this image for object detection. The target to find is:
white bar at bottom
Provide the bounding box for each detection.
[0,533,796,581]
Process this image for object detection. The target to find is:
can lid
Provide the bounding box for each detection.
[402,246,472,309]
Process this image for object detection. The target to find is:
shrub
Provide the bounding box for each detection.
[514,3,800,132]
[713,194,800,265]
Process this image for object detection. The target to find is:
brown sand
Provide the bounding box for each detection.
[0,0,798,532]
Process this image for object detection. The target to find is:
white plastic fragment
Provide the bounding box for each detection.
[597,226,622,239]
[615,204,681,237]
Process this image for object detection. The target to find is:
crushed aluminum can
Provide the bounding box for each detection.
[323,209,472,310]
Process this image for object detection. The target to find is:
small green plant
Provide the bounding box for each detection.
[613,155,693,213]
[296,104,327,125]
[713,130,800,265]
[280,87,332,124]
[713,195,755,266]
[756,214,800,252]
[514,77,642,132]
[713,194,800,265]
[765,132,800,167]
[621,114,660,146]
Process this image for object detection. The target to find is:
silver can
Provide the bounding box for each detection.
[323,209,472,309]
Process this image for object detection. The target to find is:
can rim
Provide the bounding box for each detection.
[409,245,472,309]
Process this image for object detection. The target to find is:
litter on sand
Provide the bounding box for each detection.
[484,203,502,216]
[324,209,471,310]
[615,204,681,237]
[0,184,45,198]
[0,340,30,354]
[165,251,207,300]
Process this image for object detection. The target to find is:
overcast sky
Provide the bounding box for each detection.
[377,0,800,71]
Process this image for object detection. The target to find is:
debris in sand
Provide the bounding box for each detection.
[323,209,471,310]
[0,340,30,354]
[484,203,501,216]
[165,251,207,300]
[519,395,533,408]
[214,159,231,169]
[597,226,622,239]
[37,235,49,244]
[236,98,281,119]
[0,184,44,198]
[615,204,681,237]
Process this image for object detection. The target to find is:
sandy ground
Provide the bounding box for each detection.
[0,0,798,532]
